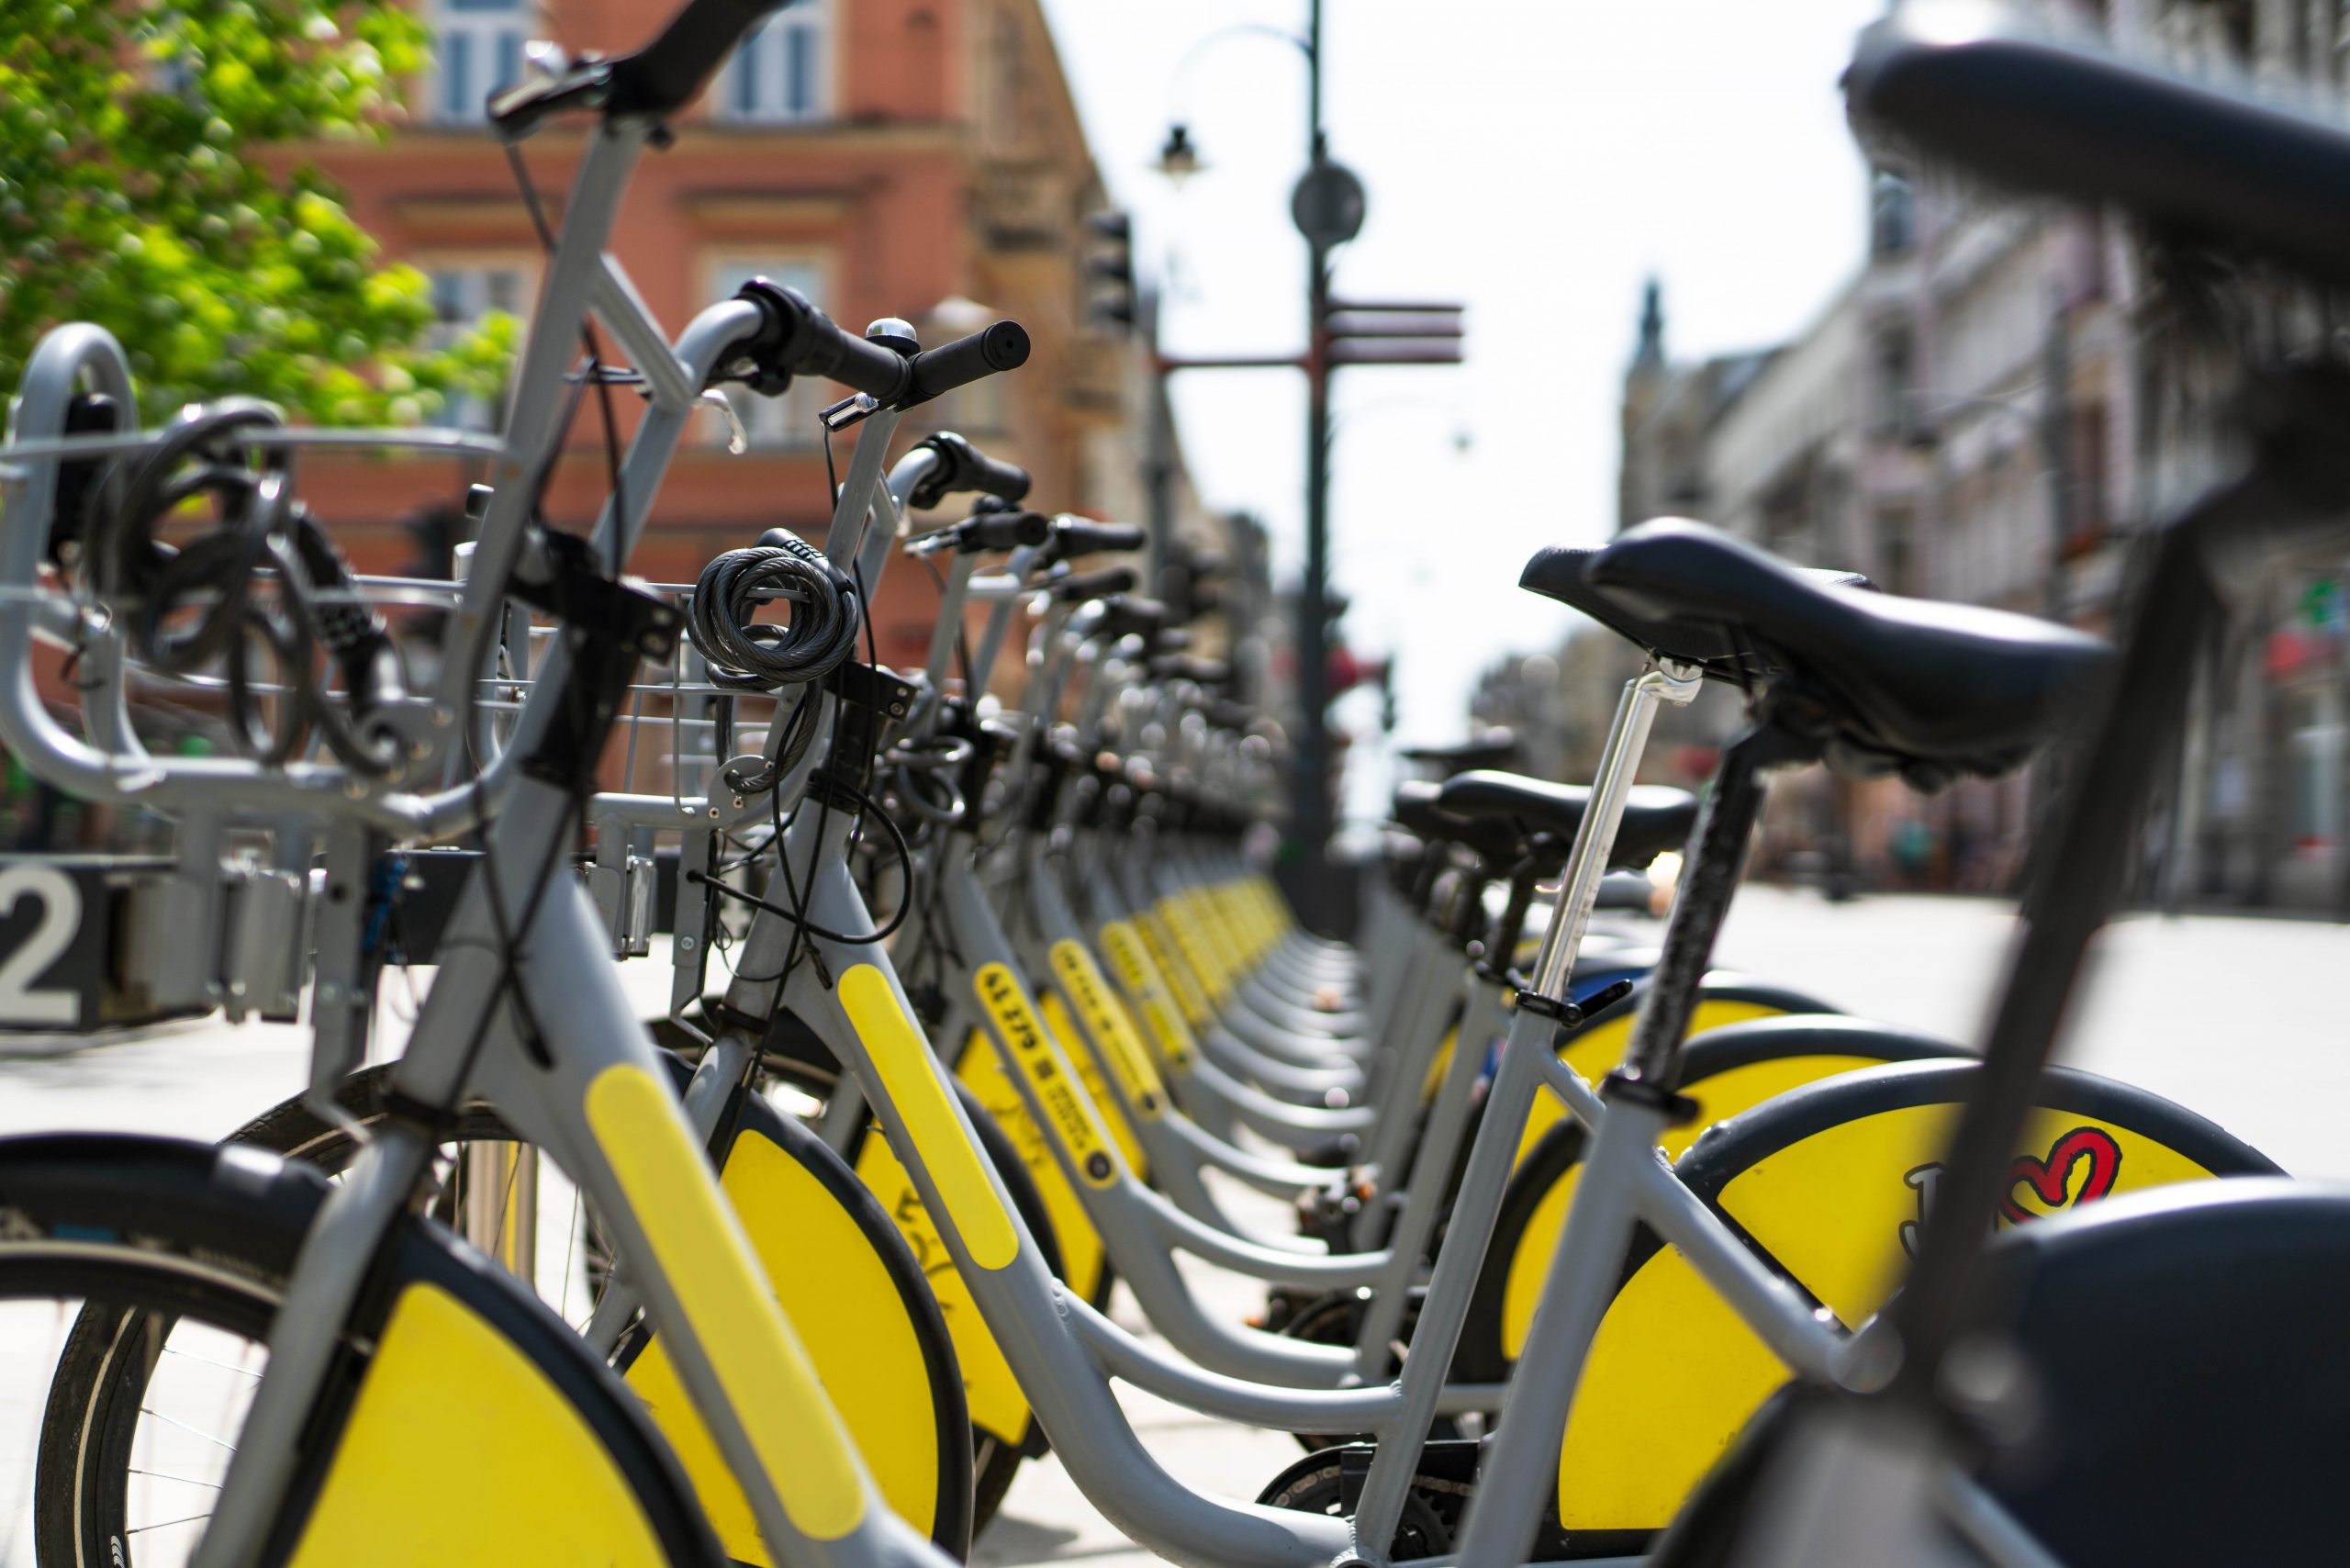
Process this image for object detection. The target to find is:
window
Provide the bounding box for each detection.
[1877,505,1917,596]
[432,0,527,125]
[719,3,831,124]
[1870,172,1915,258]
[980,9,1026,150]
[1869,322,1916,438]
[2288,688,2342,849]
[707,258,827,448]
[423,257,535,429]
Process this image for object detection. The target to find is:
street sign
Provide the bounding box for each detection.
[1292,160,1368,249]
[1321,297,1465,365]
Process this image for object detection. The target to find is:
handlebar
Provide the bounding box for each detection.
[606,0,790,118]
[908,431,1032,510]
[907,323,1032,407]
[1091,595,1169,642]
[904,505,1052,557]
[735,283,1030,411]
[1044,518,1147,564]
[1152,655,1230,686]
[1049,566,1137,604]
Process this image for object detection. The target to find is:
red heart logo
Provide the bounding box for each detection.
[2000,1126,2121,1224]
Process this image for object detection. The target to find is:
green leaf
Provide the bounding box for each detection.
[0,0,503,424]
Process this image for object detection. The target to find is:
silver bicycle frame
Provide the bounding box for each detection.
[0,114,954,1568]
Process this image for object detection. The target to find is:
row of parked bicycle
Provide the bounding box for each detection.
[1,3,2344,1566]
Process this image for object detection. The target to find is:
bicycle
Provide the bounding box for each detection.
[1636,12,2350,1565]
[0,3,1035,1562]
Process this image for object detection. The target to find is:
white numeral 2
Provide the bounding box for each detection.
[0,865,82,1026]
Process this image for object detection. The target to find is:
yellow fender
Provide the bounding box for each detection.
[1547,1057,2277,1551]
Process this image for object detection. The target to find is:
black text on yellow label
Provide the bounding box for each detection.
[1136,913,1207,1026]
[1100,920,1196,1071]
[974,962,1120,1189]
[1048,940,1166,1120]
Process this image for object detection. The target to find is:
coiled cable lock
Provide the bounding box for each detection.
[684,530,860,690]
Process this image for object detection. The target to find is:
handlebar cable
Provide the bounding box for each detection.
[422,141,639,1089]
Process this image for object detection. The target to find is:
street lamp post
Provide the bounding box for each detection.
[1151,4,1457,935]
[1294,0,1338,932]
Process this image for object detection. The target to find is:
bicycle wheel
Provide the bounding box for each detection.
[11,1131,717,1568]
[162,1061,974,1561]
[837,1073,1067,1540]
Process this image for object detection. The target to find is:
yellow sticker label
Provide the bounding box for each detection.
[1042,991,1147,1178]
[632,1131,943,1555]
[1101,920,1198,1072]
[1138,910,1209,1025]
[839,964,1019,1271]
[584,1063,868,1541]
[955,1028,1106,1305]
[974,962,1120,1189]
[1049,939,1166,1122]
[1162,893,1229,1000]
[854,1123,1033,1446]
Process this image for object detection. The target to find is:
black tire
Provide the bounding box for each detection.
[203,1061,975,1560]
[18,1131,719,1568]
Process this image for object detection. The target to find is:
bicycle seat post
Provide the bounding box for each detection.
[1523,660,1699,1007]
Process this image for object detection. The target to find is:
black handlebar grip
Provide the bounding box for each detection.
[609,0,787,117]
[1153,627,1194,655]
[957,444,1032,503]
[794,315,913,402]
[906,322,1031,407]
[1151,654,1232,686]
[1205,697,1259,732]
[966,510,1053,552]
[1050,566,1137,604]
[1093,595,1169,642]
[1048,520,1147,562]
[910,431,1033,510]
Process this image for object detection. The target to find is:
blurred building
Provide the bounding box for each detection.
[1583,0,2350,908]
[2118,0,2350,912]
[297,0,1194,671]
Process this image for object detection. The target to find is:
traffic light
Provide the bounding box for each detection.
[1320,298,1464,365]
[1085,209,1136,334]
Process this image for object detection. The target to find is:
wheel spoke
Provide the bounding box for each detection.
[125,1513,214,1535]
[127,1467,224,1490]
[159,1344,263,1378]
[138,1408,235,1450]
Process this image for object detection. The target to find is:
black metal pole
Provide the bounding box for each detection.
[1141,288,1177,598]
[1287,0,1338,934]
[2039,300,2076,624]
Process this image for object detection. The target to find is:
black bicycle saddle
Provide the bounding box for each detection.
[1579,519,2109,783]
[1390,780,1455,845]
[1435,770,1696,871]
[1399,729,1520,776]
[1849,5,2350,292]
[1392,778,1558,869]
[1520,532,1874,682]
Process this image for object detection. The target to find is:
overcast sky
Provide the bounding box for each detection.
[1040,0,1887,814]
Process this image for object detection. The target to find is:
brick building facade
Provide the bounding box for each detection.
[300,0,1169,670]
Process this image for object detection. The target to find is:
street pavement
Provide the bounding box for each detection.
[0,885,2344,1564]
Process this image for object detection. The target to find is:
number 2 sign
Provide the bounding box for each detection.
[0,860,106,1032]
